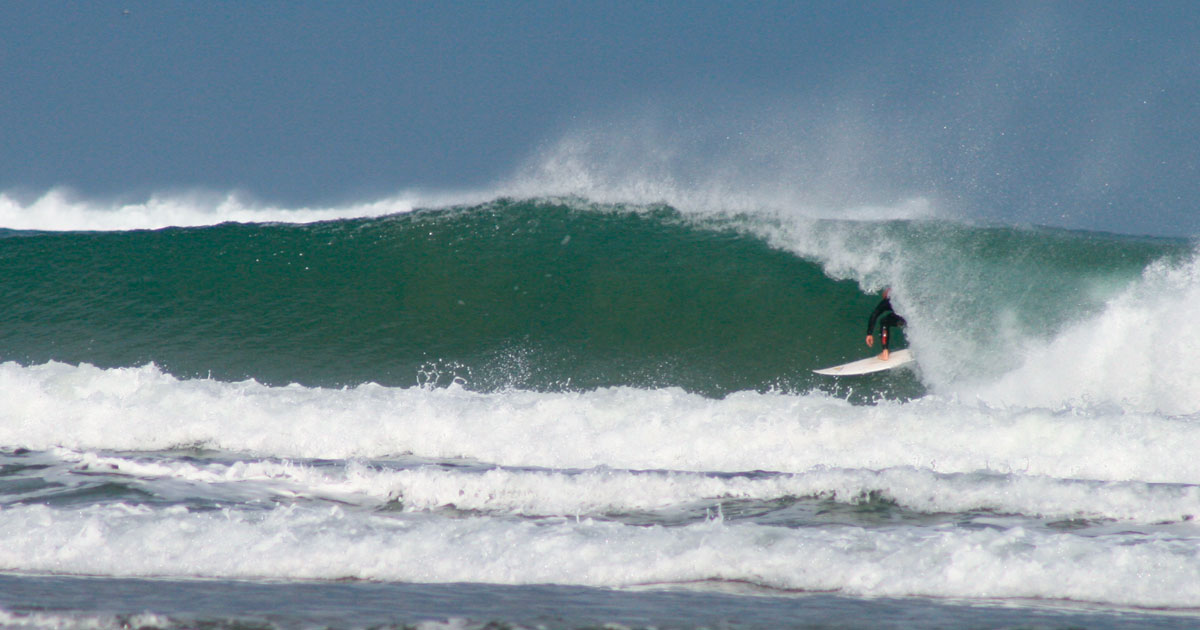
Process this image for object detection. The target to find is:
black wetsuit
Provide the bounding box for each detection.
[866,297,906,350]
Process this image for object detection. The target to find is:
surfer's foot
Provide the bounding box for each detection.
[880,349,890,361]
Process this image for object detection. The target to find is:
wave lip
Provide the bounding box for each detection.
[0,188,441,231]
[0,180,941,233]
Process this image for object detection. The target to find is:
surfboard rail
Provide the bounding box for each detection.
[813,348,914,376]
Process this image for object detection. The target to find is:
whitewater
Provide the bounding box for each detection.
[1,183,1199,629]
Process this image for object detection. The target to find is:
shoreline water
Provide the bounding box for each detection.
[1,573,1195,630]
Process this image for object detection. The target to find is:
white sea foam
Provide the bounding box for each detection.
[0,188,496,231]
[1,501,1199,608]
[959,254,1200,416]
[38,449,1200,525]
[4,361,1200,486]
[0,610,173,630]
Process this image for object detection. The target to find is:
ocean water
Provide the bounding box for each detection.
[2,193,1199,629]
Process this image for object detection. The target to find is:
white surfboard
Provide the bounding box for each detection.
[813,349,913,376]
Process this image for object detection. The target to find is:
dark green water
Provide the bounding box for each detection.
[0,198,1187,396]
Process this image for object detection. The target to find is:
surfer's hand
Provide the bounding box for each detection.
[865,335,874,347]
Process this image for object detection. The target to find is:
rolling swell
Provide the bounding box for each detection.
[0,200,876,395]
[0,198,1187,398]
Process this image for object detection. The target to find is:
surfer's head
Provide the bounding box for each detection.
[882,287,891,299]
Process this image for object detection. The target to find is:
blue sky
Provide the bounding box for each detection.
[2,1,1197,236]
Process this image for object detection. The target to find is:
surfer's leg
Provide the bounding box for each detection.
[879,313,903,360]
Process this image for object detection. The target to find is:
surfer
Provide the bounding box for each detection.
[865,288,905,361]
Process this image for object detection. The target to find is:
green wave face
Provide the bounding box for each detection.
[0,199,1187,398]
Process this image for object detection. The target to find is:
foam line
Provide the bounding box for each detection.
[2,502,1199,608]
[4,362,1200,485]
[30,450,1200,525]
